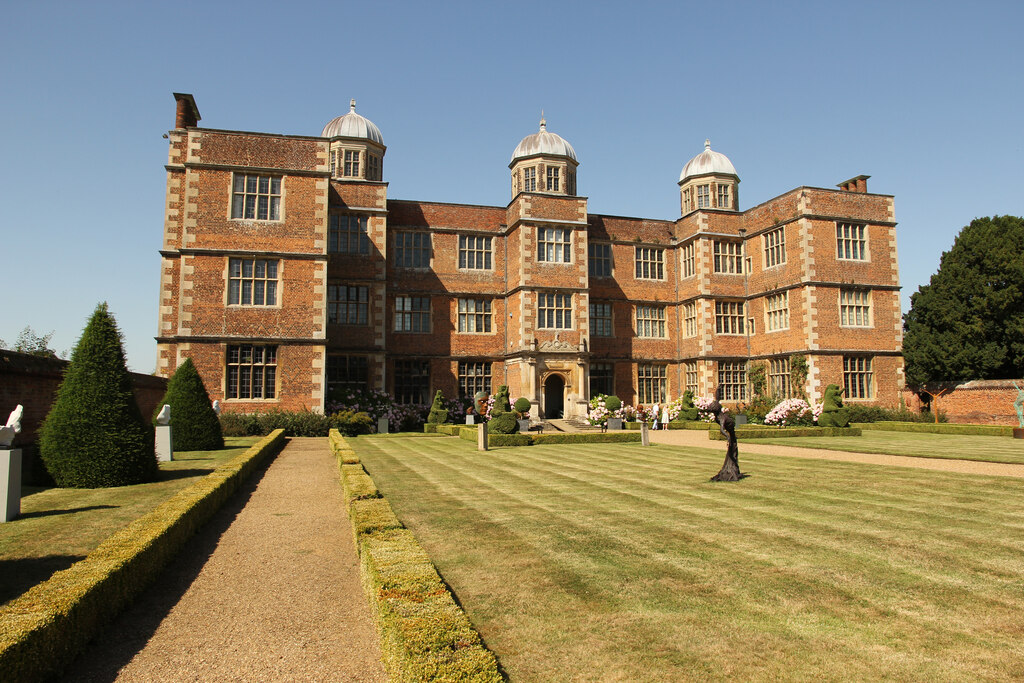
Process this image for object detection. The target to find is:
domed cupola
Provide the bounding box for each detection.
[321,99,386,181]
[509,116,579,199]
[678,139,739,214]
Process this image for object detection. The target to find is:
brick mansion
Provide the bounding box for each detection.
[157,93,904,419]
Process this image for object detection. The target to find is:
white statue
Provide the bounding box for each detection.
[212,399,221,415]
[0,405,23,448]
[156,404,171,425]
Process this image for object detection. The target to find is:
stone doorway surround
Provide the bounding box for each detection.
[543,373,566,418]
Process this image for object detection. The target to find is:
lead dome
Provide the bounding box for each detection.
[321,99,384,144]
[510,118,577,163]
[679,139,736,183]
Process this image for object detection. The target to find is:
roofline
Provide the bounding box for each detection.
[742,185,894,215]
[169,126,328,142]
[508,152,579,168]
[388,197,509,212]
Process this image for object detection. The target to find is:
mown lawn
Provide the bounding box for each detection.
[743,430,1024,465]
[355,435,1024,682]
[0,437,261,606]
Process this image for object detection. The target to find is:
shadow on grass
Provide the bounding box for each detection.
[0,555,87,606]
[56,452,279,682]
[17,505,119,520]
[154,468,222,482]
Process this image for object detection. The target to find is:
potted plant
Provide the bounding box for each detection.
[514,397,532,432]
[605,395,623,430]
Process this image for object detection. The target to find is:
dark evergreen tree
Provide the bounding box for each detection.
[39,303,157,487]
[903,216,1024,385]
[154,357,223,451]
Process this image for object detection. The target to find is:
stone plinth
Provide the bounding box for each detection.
[607,417,623,430]
[1,449,22,522]
[155,425,174,462]
[377,418,389,435]
[641,422,650,446]
[477,423,488,451]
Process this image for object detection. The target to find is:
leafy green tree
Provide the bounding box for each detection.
[39,303,157,487]
[154,357,224,451]
[12,326,59,358]
[903,216,1024,385]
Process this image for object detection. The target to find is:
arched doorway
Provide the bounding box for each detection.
[544,374,565,418]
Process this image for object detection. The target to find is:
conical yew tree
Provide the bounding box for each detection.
[154,357,223,451]
[39,303,157,487]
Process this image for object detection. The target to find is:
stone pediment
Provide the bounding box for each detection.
[538,339,576,353]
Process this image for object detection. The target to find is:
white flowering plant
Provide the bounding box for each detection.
[693,395,719,422]
[587,394,628,426]
[326,387,429,430]
[763,398,814,427]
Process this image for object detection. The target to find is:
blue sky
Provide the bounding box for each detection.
[2,0,1021,372]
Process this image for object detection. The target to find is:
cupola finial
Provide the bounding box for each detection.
[350,98,357,112]
[705,138,711,150]
[540,110,546,131]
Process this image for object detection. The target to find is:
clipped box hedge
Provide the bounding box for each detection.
[852,421,1014,437]
[625,420,709,430]
[455,426,642,447]
[329,429,360,464]
[334,435,502,682]
[340,463,380,503]
[709,426,862,440]
[0,429,286,683]
[531,432,642,445]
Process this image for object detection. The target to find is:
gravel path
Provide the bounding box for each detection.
[63,437,388,682]
[649,428,1024,478]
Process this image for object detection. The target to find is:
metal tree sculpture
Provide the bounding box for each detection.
[709,399,742,482]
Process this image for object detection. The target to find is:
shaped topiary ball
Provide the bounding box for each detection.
[604,395,622,412]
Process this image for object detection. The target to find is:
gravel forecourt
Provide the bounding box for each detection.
[62,437,388,682]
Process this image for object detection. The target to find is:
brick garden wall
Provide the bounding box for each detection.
[903,380,1024,425]
[0,350,167,449]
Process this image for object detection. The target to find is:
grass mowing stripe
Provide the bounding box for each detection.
[744,432,1024,465]
[452,449,1024,614]
[362,440,1023,625]
[503,444,1024,546]
[516,442,1024,531]
[355,437,1024,681]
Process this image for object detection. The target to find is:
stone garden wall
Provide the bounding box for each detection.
[902,379,1023,426]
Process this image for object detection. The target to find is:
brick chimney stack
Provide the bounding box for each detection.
[173,93,201,129]
[837,174,870,193]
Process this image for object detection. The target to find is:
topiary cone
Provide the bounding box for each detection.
[39,303,157,487]
[154,357,224,451]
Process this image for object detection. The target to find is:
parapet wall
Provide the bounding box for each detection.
[903,380,1023,426]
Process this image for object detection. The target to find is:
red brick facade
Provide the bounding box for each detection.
[157,94,904,418]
